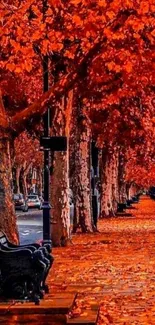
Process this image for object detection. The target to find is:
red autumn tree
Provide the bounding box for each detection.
[12,132,43,196]
[0,0,154,242]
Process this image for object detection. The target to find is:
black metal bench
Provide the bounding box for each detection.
[126,199,133,206]
[132,195,139,203]
[150,193,155,200]
[0,231,54,304]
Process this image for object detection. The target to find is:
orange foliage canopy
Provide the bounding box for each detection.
[1,0,154,79]
[0,0,155,185]
[13,132,43,170]
[1,0,154,126]
[126,145,155,187]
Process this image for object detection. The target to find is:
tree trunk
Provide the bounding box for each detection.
[50,92,73,246]
[126,182,131,200]
[118,151,127,203]
[128,183,137,199]
[100,149,113,218]
[16,166,21,194]
[70,98,93,233]
[0,91,18,243]
[22,163,32,198]
[100,148,119,218]
[22,174,28,198]
[111,149,119,214]
[51,149,70,247]
[0,136,19,243]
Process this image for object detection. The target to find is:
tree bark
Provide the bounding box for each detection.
[0,136,19,243]
[100,148,113,218]
[21,163,32,198]
[16,166,21,194]
[118,151,127,203]
[100,148,119,218]
[0,91,18,243]
[51,149,70,246]
[70,97,93,233]
[127,182,137,199]
[22,174,28,198]
[50,92,73,246]
[111,149,119,213]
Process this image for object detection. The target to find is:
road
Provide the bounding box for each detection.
[16,209,43,244]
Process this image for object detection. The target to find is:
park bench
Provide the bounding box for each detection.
[126,199,133,206]
[150,193,155,200]
[117,194,140,213]
[129,195,139,204]
[0,231,54,304]
[132,194,139,201]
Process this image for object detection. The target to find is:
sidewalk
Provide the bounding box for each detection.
[1,196,155,324]
[49,196,155,324]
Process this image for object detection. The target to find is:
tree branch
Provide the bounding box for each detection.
[10,37,105,134]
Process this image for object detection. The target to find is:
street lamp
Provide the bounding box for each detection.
[42,54,51,240]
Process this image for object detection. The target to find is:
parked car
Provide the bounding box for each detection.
[13,193,28,212]
[26,194,42,210]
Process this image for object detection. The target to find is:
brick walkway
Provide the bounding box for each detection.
[49,196,155,324]
[1,196,155,324]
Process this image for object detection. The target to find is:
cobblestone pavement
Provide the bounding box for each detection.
[49,196,155,324]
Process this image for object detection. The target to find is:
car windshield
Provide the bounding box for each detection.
[14,194,22,200]
[27,195,38,200]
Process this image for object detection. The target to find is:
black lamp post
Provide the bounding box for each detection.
[42,54,51,240]
[92,141,99,177]
[42,0,51,240]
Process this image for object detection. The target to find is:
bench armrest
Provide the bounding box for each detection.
[0,247,33,258]
[0,244,37,253]
[7,241,41,249]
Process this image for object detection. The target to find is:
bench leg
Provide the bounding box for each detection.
[44,254,54,292]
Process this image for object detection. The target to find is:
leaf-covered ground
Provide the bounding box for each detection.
[49,196,155,324]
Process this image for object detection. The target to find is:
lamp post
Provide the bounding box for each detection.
[42,55,51,240]
[42,0,51,240]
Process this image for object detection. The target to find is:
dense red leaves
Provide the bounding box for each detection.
[0,0,155,186]
[1,0,154,77]
[13,132,43,170]
[1,0,155,112]
[126,149,155,187]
